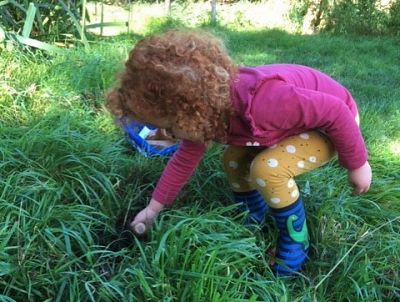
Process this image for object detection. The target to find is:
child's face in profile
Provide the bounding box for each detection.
[169,126,203,142]
[137,114,203,142]
[128,98,205,142]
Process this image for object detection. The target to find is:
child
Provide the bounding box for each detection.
[106,30,372,275]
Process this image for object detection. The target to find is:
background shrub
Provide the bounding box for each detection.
[0,1,86,42]
[289,0,400,35]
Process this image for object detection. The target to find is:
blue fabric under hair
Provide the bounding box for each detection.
[120,118,179,157]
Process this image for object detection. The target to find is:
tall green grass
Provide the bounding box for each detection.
[0,0,90,52]
[1,23,399,301]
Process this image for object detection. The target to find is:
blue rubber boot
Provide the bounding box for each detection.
[270,196,309,275]
[233,190,268,226]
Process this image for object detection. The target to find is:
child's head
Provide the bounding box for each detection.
[106,29,236,142]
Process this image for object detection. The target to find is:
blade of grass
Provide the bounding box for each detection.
[0,295,17,302]
[34,5,45,35]
[9,33,63,53]
[84,281,96,302]
[81,0,86,39]
[22,2,36,38]
[0,25,5,42]
[0,9,18,27]
[314,215,400,294]
[5,0,26,13]
[55,280,67,302]
[84,22,128,29]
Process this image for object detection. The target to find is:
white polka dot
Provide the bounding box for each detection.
[299,133,310,139]
[246,141,260,146]
[297,161,305,169]
[286,145,296,153]
[270,197,281,204]
[269,144,278,149]
[288,179,295,188]
[309,156,317,163]
[256,178,266,187]
[231,182,241,189]
[229,161,239,169]
[267,158,279,168]
[291,189,299,198]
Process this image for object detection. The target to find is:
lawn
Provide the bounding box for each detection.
[1,21,400,301]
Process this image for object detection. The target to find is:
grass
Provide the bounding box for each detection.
[1,20,400,301]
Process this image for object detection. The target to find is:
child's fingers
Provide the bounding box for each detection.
[129,211,149,231]
[132,222,147,235]
[352,184,370,195]
[130,212,144,225]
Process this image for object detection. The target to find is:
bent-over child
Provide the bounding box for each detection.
[106,30,372,275]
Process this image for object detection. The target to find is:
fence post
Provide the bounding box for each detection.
[210,0,217,25]
[100,1,104,36]
[81,0,87,39]
[165,0,171,15]
[128,1,133,33]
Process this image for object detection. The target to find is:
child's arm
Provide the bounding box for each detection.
[151,140,207,205]
[131,140,207,230]
[291,86,372,194]
[257,81,372,193]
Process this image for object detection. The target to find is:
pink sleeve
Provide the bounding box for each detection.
[151,140,207,205]
[267,82,368,170]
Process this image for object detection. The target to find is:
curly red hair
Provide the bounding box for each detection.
[106,29,237,142]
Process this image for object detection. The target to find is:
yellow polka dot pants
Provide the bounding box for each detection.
[223,131,336,209]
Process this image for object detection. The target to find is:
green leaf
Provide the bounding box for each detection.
[35,5,45,34]
[10,33,63,53]
[0,262,16,276]
[22,2,36,38]
[85,22,128,29]
[0,294,17,302]
[0,25,5,42]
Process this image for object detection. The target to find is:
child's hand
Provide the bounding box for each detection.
[130,198,164,234]
[348,161,372,195]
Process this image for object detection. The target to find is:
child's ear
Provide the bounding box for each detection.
[106,89,125,118]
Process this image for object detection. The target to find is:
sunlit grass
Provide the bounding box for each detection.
[1,20,399,301]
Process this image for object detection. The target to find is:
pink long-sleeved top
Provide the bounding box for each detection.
[152,64,368,205]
